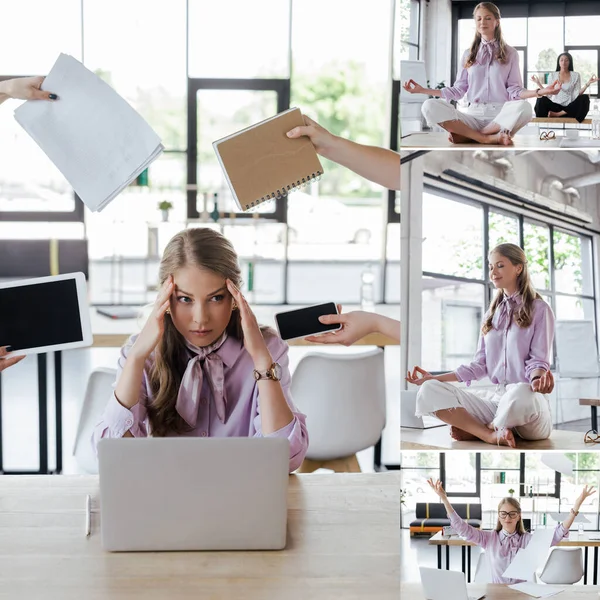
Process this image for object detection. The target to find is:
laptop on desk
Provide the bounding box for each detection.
[97,437,289,552]
[419,567,485,600]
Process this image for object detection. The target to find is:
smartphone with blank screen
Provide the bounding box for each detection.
[274,302,342,341]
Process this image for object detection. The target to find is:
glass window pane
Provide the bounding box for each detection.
[554,230,593,295]
[555,296,595,322]
[481,453,521,470]
[524,453,557,496]
[0,1,82,74]
[188,0,291,78]
[399,0,419,63]
[401,452,439,469]
[196,89,279,215]
[523,221,550,291]
[423,193,483,279]
[565,16,600,47]
[83,0,187,151]
[567,453,600,470]
[445,453,477,495]
[422,278,485,372]
[527,18,564,87]
[0,107,75,213]
[565,50,598,97]
[489,211,519,249]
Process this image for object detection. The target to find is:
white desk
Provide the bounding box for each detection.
[0,473,399,599]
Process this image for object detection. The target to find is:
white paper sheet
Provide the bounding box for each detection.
[502,528,556,580]
[541,454,574,476]
[14,53,163,212]
[508,583,564,598]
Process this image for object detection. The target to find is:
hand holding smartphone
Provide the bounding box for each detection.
[274,302,342,341]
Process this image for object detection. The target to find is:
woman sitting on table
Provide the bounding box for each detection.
[407,243,555,448]
[402,2,561,145]
[428,478,594,584]
[532,52,599,123]
[93,228,309,473]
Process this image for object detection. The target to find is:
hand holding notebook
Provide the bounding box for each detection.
[212,107,324,211]
[14,53,164,212]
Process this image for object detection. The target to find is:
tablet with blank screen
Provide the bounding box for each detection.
[0,272,93,354]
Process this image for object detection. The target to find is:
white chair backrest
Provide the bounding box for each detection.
[473,551,493,583]
[555,320,600,378]
[538,547,584,585]
[290,349,386,461]
[72,367,117,474]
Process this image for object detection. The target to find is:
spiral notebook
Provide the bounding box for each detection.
[212,107,324,211]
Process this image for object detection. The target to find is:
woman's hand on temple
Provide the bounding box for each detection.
[406,366,434,386]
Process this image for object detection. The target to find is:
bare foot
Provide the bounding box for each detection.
[485,131,513,146]
[450,426,479,441]
[448,132,472,144]
[487,428,517,448]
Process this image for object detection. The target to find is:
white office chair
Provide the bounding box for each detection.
[72,367,117,474]
[474,551,493,583]
[291,349,386,473]
[537,547,584,585]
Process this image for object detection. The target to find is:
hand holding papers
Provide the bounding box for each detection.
[14,53,164,212]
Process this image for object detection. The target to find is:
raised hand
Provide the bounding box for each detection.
[427,478,447,499]
[406,365,434,386]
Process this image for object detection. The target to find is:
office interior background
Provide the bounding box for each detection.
[0,0,401,474]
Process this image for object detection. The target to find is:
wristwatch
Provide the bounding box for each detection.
[253,362,282,382]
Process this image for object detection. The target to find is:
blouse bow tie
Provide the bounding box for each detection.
[495,293,521,330]
[175,331,229,427]
[479,39,498,65]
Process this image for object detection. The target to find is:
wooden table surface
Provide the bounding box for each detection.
[0,473,399,600]
[400,131,566,149]
[401,582,600,599]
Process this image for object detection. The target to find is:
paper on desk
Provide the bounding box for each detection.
[502,528,555,580]
[14,53,163,212]
[508,583,564,598]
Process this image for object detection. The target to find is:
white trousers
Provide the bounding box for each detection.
[415,380,553,441]
[422,99,533,135]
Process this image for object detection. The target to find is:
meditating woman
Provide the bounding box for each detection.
[402,2,561,145]
[532,52,599,122]
[407,243,555,448]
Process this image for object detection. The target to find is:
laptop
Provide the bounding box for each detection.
[419,567,485,600]
[97,437,290,551]
[401,390,446,429]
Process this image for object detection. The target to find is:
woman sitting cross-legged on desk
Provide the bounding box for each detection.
[532,53,599,123]
[428,479,595,584]
[407,243,555,448]
[92,228,309,473]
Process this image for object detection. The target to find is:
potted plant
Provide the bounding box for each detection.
[158,200,173,222]
[508,488,515,497]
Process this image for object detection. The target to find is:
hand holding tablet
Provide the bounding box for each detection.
[0,272,92,355]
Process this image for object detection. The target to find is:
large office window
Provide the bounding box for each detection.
[400,0,420,61]
[422,187,596,372]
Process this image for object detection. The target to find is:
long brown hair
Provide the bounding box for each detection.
[146,228,243,437]
[482,243,541,335]
[464,2,508,68]
[494,497,526,534]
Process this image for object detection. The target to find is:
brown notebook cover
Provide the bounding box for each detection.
[212,107,324,211]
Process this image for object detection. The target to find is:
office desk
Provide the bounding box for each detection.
[0,473,399,600]
[401,582,600,599]
[429,531,600,584]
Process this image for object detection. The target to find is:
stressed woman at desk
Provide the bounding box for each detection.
[407,243,555,448]
[92,228,309,473]
[428,478,595,584]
